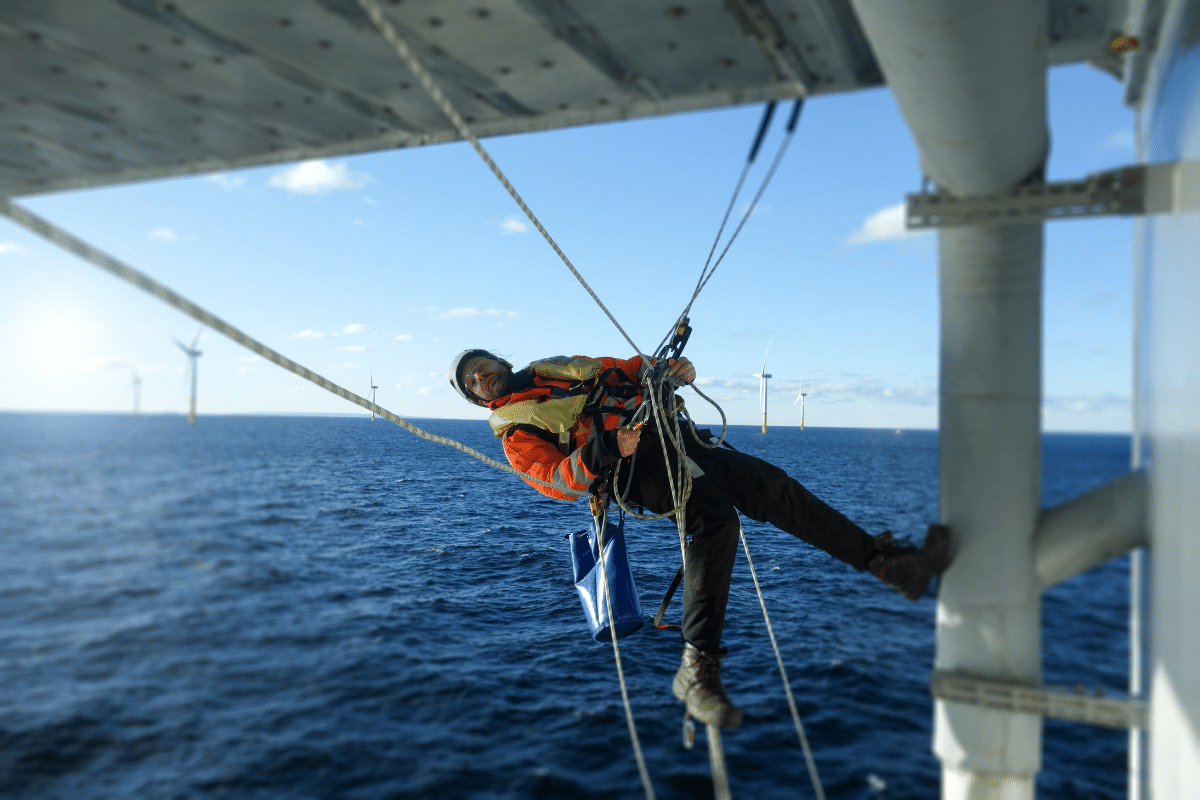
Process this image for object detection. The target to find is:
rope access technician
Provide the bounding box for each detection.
[450,349,951,729]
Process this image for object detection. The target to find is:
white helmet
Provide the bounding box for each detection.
[448,349,512,405]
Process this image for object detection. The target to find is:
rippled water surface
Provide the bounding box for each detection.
[0,414,1132,799]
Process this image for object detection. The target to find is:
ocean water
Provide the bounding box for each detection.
[0,414,1133,799]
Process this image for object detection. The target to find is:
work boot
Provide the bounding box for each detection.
[672,643,743,728]
[867,524,952,601]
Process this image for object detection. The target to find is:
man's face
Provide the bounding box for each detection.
[462,356,510,403]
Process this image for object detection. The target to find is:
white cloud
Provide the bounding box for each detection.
[1106,129,1135,150]
[801,376,936,406]
[330,362,358,370]
[846,202,931,245]
[394,333,414,341]
[501,215,529,235]
[352,219,365,226]
[394,382,404,389]
[342,323,369,334]
[0,241,26,255]
[436,307,522,320]
[269,159,370,195]
[238,355,262,363]
[695,373,937,407]
[740,202,772,216]
[337,345,367,352]
[1044,393,1129,413]
[418,387,432,395]
[207,173,246,191]
[291,329,330,339]
[429,372,440,378]
[148,227,177,241]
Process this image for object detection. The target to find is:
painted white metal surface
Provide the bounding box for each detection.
[850,1,1050,797]
[1034,470,1148,589]
[1136,2,1200,796]
[0,0,1125,199]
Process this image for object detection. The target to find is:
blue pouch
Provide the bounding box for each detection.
[571,513,645,642]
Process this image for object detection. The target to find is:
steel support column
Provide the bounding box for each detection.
[936,222,1044,799]
[849,1,1049,797]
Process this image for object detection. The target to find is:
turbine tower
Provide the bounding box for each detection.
[131,366,142,416]
[793,371,807,430]
[369,371,378,421]
[172,330,203,425]
[753,340,772,434]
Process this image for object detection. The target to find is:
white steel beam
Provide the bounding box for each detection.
[850,2,1050,798]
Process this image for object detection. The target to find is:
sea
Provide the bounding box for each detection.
[0,413,1133,800]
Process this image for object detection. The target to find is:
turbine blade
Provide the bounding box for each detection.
[190,329,202,350]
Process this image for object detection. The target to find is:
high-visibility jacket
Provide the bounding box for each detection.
[488,355,650,501]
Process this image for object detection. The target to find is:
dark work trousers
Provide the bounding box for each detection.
[616,428,878,654]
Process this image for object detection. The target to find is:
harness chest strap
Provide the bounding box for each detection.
[488,356,619,446]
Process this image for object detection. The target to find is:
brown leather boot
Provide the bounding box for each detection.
[672,643,743,728]
[867,524,952,601]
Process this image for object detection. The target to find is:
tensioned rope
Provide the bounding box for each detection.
[739,528,826,800]
[0,199,562,494]
[653,98,804,359]
[353,2,658,797]
[356,0,644,359]
[593,509,658,800]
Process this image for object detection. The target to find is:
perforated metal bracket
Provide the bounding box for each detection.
[906,161,1200,228]
[930,670,1149,730]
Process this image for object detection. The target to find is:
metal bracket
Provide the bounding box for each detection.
[930,670,1148,730]
[905,161,1200,228]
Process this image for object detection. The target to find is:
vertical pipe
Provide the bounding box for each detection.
[189,358,198,425]
[936,222,1044,799]
[848,2,1049,796]
[1128,207,1148,800]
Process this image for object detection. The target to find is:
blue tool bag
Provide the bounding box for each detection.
[571,512,644,642]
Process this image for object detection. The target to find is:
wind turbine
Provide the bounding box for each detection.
[753,340,773,434]
[793,371,807,430]
[172,330,203,425]
[369,371,378,421]
[131,366,142,416]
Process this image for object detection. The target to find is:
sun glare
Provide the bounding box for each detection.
[28,310,95,373]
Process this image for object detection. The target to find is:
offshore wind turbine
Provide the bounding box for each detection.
[753,340,772,434]
[369,371,378,421]
[793,371,807,430]
[130,366,142,416]
[172,330,203,425]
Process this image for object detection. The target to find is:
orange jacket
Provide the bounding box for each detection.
[488,355,649,500]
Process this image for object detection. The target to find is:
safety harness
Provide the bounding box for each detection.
[488,356,643,454]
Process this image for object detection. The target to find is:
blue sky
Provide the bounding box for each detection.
[0,64,1136,432]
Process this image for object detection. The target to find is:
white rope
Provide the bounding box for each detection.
[0,199,563,492]
[357,0,644,359]
[739,527,826,800]
[594,512,657,800]
[655,100,803,357]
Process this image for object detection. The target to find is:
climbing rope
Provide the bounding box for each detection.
[655,98,805,358]
[739,527,826,800]
[0,200,562,493]
[352,4,664,795]
[594,510,658,800]
[356,0,644,359]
